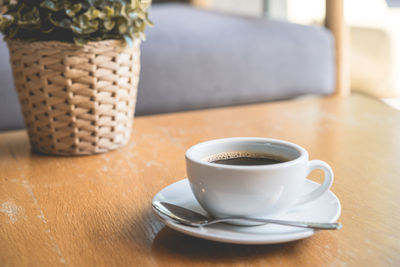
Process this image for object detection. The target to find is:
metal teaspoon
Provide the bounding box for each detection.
[153,201,342,230]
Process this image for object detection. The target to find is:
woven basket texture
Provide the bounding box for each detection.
[8,39,140,155]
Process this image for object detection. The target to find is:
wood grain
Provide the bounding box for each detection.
[325,0,351,97]
[1,94,400,266]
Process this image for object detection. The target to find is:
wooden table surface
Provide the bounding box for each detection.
[1,94,400,266]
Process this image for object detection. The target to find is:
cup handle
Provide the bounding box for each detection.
[296,160,334,205]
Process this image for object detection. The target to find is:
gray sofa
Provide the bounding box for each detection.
[0,4,335,131]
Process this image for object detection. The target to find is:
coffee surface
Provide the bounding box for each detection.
[206,151,290,166]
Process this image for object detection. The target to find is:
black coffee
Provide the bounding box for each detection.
[207,152,289,166]
[211,157,286,166]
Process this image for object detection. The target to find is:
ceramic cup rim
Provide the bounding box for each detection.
[185,137,308,170]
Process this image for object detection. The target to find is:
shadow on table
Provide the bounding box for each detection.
[150,226,310,264]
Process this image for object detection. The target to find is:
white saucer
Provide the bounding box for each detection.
[152,179,341,245]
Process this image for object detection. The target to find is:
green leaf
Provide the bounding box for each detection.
[103,20,115,31]
[66,4,82,17]
[72,4,82,13]
[71,25,83,34]
[118,23,127,34]
[104,6,114,17]
[73,36,87,46]
[40,0,62,12]
[123,34,133,47]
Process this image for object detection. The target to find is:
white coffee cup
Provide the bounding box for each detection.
[185,137,333,222]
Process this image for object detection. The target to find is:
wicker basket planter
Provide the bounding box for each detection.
[7,39,140,156]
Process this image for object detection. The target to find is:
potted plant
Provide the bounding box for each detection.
[0,0,152,155]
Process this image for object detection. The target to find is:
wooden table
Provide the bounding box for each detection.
[1,94,400,266]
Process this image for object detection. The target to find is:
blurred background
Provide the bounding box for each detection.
[1,0,400,131]
[167,0,400,106]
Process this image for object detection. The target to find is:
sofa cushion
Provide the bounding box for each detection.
[136,3,335,115]
[0,37,24,131]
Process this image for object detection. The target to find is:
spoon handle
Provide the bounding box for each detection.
[208,217,342,230]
